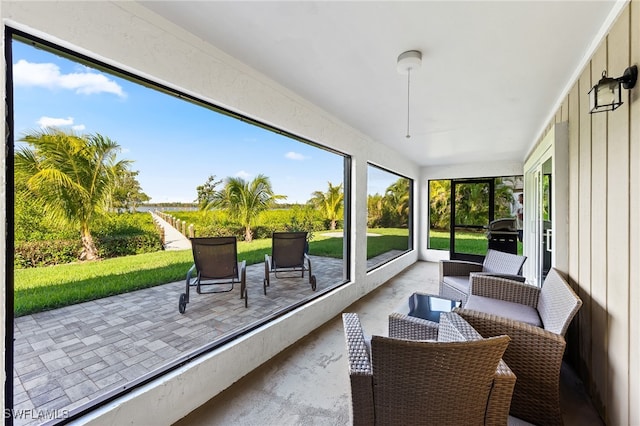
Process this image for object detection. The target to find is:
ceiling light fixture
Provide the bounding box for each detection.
[588,65,637,113]
[397,50,422,139]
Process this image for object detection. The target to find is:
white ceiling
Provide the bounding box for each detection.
[139,1,620,167]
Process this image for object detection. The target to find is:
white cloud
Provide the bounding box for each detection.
[37,116,74,128]
[285,151,309,161]
[13,59,126,98]
[37,116,88,132]
[234,170,252,180]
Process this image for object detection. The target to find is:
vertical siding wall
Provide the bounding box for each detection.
[531,2,639,424]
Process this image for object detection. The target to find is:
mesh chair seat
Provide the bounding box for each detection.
[178,236,247,313]
[263,232,316,294]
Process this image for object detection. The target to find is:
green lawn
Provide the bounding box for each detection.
[14,229,409,316]
[429,229,523,255]
[14,250,195,317]
[366,228,410,258]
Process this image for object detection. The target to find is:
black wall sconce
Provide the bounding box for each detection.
[588,65,637,113]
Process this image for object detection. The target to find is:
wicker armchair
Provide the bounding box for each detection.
[455,268,582,425]
[439,249,527,305]
[389,311,518,425]
[342,312,514,425]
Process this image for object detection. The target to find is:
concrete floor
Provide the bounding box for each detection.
[174,262,604,426]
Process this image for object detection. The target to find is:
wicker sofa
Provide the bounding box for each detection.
[342,312,516,425]
[455,268,582,425]
[439,249,527,305]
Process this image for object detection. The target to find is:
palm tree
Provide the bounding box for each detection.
[429,179,451,230]
[15,129,130,260]
[455,182,490,226]
[208,174,284,242]
[367,193,384,228]
[309,182,344,230]
[384,178,410,227]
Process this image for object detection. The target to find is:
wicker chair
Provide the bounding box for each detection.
[439,249,527,305]
[342,312,514,425]
[389,311,518,425]
[455,268,582,425]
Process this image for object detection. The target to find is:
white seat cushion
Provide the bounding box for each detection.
[465,295,542,328]
[442,276,469,294]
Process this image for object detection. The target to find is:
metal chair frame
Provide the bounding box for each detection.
[179,236,247,313]
[263,231,316,294]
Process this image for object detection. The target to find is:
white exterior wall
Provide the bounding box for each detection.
[0,1,419,423]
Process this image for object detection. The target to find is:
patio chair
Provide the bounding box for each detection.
[455,268,583,425]
[439,248,527,305]
[263,232,316,295]
[342,312,514,425]
[178,236,247,313]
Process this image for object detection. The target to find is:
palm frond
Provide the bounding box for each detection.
[16,128,131,257]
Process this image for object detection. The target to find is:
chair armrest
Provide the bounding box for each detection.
[470,274,540,308]
[303,253,313,276]
[186,264,197,284]
[486,360,517,425]
[440,260,484,277]
[342,313,374,426]
[388,312,438,341]
[472,271,526,282]
[342,314,373,375]
[238,260,246,282]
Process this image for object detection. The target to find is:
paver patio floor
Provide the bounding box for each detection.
[12,252,399,425]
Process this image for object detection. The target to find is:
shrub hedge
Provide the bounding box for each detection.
[171,206,332,241]
[14,239,82,268]
[14,207,341,268]
[14,212,163,268]
[96,234,163,258]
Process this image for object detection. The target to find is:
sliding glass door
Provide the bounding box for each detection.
[450,179,494,263]
[523,122,568,286]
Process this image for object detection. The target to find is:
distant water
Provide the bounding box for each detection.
[136,206,198,212]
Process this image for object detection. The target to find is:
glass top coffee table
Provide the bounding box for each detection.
[388,292,462,341]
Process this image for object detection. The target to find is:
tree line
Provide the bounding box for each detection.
[16,128,411,263]
[194,174,344,242]
[429,178,520,230]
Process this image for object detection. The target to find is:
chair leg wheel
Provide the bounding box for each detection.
[178,293,187,314]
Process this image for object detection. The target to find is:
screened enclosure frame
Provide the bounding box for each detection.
[5,28,352,423]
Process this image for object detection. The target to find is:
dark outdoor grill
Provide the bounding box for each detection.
[486,218,518,254]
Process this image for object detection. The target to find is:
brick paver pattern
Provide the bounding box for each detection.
[13,250,401,425]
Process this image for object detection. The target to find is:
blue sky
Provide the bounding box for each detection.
[12,40,364,204]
